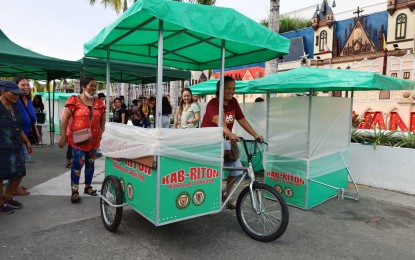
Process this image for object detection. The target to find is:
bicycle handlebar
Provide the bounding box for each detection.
[237,136,268,146]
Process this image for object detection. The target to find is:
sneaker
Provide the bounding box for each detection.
[4,198,23,209]
[0,204,14,214]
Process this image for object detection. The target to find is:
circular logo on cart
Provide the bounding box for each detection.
[127,183,134,201]
[192,189,206,206]
[176,192,190,210]
[284,187,294,198]
[120,178,125,192]
[274,185,283,194]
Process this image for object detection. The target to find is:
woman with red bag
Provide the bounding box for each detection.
[58,77,106,203]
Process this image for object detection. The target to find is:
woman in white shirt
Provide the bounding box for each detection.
[174,88,200,128]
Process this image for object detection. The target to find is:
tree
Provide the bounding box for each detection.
[260,16,311,33]
[88,0,215,14]
[265,0,280,76]
[173,0,216,5]
[88,0,137,14]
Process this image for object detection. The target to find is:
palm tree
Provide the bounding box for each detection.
[265,0,280,76]
[88,0,137,14]
[88,0,214,14]
[174,0,216,4]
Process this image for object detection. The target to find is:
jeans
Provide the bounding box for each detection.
[70,148,97,190]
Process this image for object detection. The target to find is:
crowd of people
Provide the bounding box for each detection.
[107,93,199,129]
[1,75,263,213]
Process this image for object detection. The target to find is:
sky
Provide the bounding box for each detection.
[0,0,384,61]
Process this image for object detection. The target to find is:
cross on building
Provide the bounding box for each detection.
[353,6,364,17]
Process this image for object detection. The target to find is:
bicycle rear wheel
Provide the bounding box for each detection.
[236,183,289,242]
[100,175,123,232]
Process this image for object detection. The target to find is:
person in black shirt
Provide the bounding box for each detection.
[161,96,172,128]
[112,98,125,124]
[32,95,44,112]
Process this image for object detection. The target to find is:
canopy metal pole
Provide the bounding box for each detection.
[347,90,355,146]
[305,89,314,209]
[155,19,164,226]
[266,90,270,141]
[47,79,52,146]
[306,90,313,160]
[106,48,111,122]
[52,80,56,146]
[156,20,164,128]
[218,39,225,127]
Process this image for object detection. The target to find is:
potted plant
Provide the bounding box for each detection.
[350,127,415,195]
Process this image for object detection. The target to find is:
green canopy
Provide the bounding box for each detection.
[81,57,190,83]
[250,67,415,93]
[0,30,80,80]
[84,0,290,70]
[0,30,189,83]
[190,79,256,95]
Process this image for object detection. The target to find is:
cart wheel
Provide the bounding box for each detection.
[100,175,123,232]
[236,183,289,242]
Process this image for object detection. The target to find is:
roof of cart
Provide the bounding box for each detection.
[83,0,290,71]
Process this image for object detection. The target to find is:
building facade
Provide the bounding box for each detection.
[280,0,415,131]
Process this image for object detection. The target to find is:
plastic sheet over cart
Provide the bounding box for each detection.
[235,96,353,210]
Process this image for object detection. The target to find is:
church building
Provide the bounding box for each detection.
[277,0,415,130]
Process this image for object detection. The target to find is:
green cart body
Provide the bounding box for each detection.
[103,126,223,225]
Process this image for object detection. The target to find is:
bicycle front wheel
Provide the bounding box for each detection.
[236,183,289,242]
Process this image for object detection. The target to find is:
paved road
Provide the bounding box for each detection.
[1,134,414,259]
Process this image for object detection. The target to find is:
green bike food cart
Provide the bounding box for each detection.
[83,0,290,241]
[248,67,414,209]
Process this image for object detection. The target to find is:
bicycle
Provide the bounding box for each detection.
[222,137,289,242]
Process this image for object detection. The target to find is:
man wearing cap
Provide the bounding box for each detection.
[0,81,32,214]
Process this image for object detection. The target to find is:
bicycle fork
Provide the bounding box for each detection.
[247,162,263,214]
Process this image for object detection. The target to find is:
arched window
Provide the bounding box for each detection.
[319,30,327,51]
[395,13,407,40]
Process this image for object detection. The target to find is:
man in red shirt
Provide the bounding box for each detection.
[201,76,263,209]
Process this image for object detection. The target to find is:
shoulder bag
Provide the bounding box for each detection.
[72,96,93,145]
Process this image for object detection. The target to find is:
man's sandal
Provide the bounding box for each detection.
[84,186,97,196]
[226,198,237,210]
[222,195,237,210]
[71,190,81,203]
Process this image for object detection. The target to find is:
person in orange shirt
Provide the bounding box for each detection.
[58,77,106,203]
